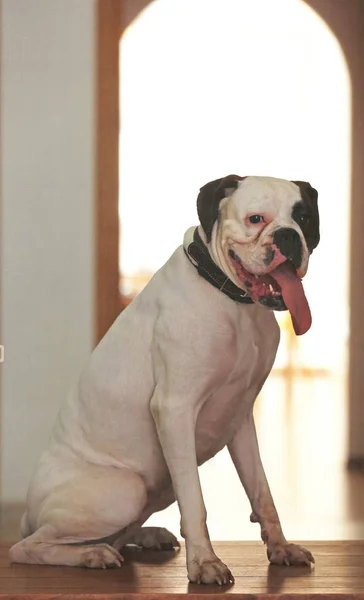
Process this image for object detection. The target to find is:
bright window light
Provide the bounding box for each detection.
[119,0,351,372]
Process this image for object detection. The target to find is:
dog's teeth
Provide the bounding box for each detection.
[269,284,274,292]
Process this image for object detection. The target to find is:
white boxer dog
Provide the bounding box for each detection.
[10,175,320,585]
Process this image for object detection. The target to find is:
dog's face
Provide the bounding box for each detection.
[197,175,320,335]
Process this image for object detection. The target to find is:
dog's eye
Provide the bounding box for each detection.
[299,214,310,228]
[249,215,264,224]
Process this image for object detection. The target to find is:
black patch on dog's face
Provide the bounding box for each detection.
[197,174,245,243]
[291,181,320,252]
[263,247,275,266]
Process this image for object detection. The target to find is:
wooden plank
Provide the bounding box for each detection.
[0,542,364,598]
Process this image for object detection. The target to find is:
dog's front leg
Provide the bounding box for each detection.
[151,391,233,584]
[228,412,314,566]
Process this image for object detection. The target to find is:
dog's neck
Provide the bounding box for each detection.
[183,227,254,305]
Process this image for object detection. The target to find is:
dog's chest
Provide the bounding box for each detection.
[194,328,271,464]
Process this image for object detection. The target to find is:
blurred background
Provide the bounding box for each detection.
[0,0,363,542]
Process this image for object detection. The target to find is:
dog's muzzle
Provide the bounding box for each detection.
[273,228,302,270]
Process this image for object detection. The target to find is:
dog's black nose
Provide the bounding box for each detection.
[273,227,302,269]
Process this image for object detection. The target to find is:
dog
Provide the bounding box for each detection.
[9,175,319,584]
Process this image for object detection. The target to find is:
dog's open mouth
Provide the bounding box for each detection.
[228,249,312,336]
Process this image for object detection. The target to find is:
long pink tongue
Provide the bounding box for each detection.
[270,262,312,335]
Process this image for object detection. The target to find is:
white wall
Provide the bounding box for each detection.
[0,0,96,501]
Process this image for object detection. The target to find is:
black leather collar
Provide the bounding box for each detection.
[185,228,254,304]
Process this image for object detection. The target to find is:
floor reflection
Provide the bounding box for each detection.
[146,374,364,541]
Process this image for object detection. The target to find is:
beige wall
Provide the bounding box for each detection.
[0,0,96,501]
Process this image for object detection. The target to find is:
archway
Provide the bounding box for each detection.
[119,0,351,376]
[117,0,353,539]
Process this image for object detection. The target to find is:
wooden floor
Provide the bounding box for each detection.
[1,541,364,599]
[1,374,364,597]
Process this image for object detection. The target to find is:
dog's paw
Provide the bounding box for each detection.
[267,542,314,567]
[128,526,180,551]
[83,543,124,569]
[188,557,234,585]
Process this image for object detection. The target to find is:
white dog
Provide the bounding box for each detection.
[10,175,319,585]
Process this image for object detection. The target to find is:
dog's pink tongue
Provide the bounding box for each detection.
[270,262,312,336]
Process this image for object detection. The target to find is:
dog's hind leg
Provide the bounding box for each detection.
[116,525,180,551]
[20,512,32,538]
[112,487,179,551]
[124,526,180,550]
[9,465,147,568]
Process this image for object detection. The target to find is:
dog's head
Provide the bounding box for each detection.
[197,175,320,335]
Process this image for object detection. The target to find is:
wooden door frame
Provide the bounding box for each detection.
[95,0,123,344]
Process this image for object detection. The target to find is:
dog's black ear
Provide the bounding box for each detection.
[292,180,320,252]
[197,174,245,242]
